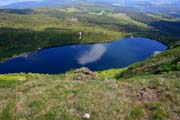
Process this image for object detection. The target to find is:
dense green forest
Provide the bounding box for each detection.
[0,4,180,61]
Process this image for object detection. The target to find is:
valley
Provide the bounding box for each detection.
[0,4,180,61]
[0,2,180,120]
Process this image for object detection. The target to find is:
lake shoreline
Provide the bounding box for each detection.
[38,37,169,52]
[0,37,168,63]
[0,37,167,74]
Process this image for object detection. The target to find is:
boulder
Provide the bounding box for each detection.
[82,113,90,119]
[152,51,161,57]
[72,67,98,81]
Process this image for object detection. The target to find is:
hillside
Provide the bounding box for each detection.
[118,46,180,78]
[0,46,180,120]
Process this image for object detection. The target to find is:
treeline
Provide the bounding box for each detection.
[0,27,119,61]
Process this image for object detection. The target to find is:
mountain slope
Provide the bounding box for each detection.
[0,46,179,120]
[118,46,180,78]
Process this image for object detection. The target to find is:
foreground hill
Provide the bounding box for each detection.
[0,46,179,120]
[118,46,180,78]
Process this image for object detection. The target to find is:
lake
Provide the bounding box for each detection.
[0,38,167,74]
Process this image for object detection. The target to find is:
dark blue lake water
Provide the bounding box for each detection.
[0,38,167,74]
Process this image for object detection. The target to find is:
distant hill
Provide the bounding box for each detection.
[0,0,179,9]
[0,0,70,9]
[0,1,42,9]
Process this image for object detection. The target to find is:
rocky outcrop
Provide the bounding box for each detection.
[71,67,99,81]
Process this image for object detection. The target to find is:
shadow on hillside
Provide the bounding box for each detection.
[0,27,80,61]
[45,27,72,31]
[0,9,33,14]
[149,21,180,37]
[0,26,115,61]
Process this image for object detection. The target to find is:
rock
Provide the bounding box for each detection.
[153,67,161,74]
[173,41,180,48]
[152,51,161,57]
[74,67,94,75]
[82,113,90,119]
[72,67,98,81]
[173,57,180,64]
[140,87,146,95]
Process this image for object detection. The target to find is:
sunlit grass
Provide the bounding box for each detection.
[0,74,26,81]
[97,68,128,79]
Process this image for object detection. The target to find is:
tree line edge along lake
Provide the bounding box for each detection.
[0,37,167,74]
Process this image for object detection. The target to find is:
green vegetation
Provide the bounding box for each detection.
[0,4,180,120]
[0,74,26,81]
[0,72,179,120]
[0,5,126,61]
[119,46,180,77]
[0,4,180,61]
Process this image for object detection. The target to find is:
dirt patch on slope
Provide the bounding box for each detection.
[137,87,163,103]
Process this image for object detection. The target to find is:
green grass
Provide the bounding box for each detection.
[97,68,128,79]
[0,75,26,81]
[0,74,26,88]
[0,71,179,120]
[119,46,180,77]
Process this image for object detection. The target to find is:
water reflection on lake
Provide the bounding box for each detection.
[77,44,107,65]
[0,38,167,74]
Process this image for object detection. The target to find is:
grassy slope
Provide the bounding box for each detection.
[0,47,180,120]
[118,46,180,78]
